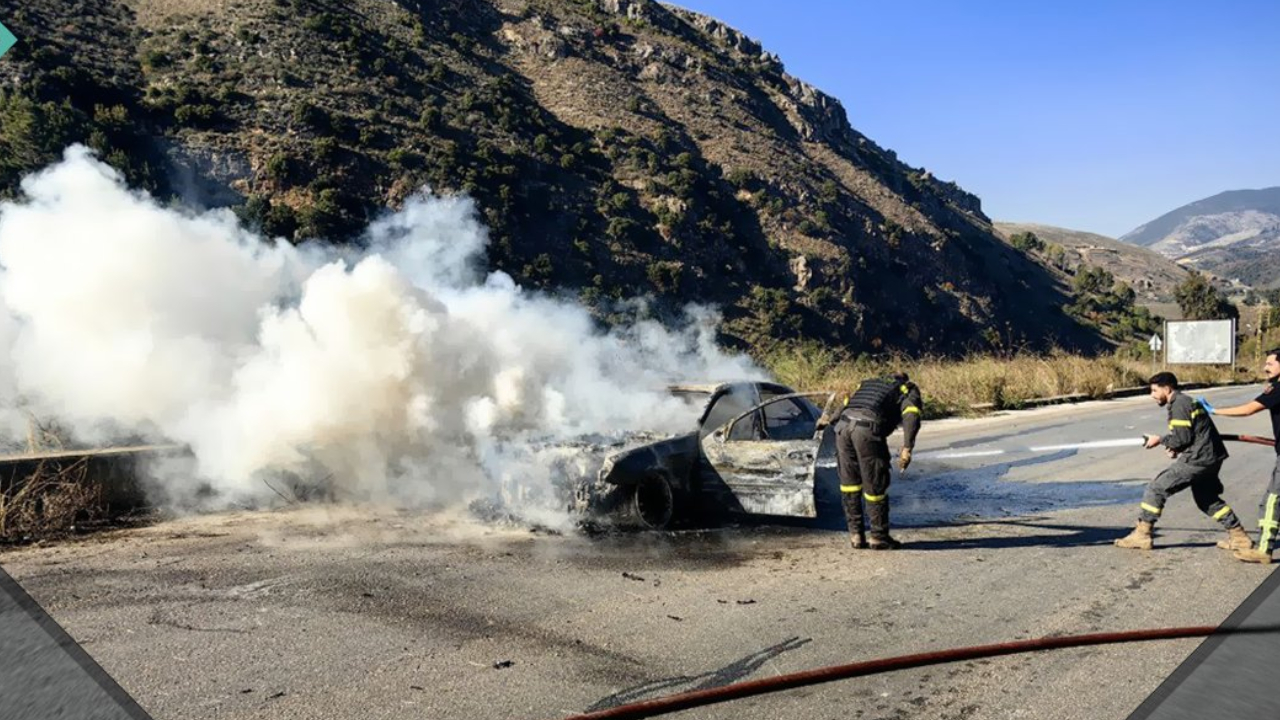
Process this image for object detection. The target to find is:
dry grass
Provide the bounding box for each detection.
[0,417,104,542]
[0,458,100,541]
[764,345,1255,419]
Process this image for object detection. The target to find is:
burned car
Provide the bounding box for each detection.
[569,381,843,530]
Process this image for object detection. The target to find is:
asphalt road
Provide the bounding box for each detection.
[2,385,1278,720]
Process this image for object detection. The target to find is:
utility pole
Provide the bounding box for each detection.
[1257,302,1271,376]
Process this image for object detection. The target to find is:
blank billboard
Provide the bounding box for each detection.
[1165,319,1235,365]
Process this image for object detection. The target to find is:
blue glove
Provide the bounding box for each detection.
[1195,396,1215,414]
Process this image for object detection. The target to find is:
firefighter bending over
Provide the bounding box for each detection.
[834,372,922,550]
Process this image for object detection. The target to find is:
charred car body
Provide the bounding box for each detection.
[569,381,842,529]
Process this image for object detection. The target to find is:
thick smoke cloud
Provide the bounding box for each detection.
[0,146,764,522]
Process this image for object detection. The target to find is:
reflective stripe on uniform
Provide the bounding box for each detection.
[864,493,887,503]
[1141,502,1163,515]
[900,385,909,394]
[1190,408,1203,419]
[840,484,862,493]
[903,406,921,415]
[1169,419,1192,428]
[1213,505,1233,520]
[1260,494,1280,555]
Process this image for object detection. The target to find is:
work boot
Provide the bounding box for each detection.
[1217,526,1254,551]
[866,535,902,551]
[866,493,900,550]
[841,493,864,548]
[1115,520,1154,550]
[1233,548,1273,564]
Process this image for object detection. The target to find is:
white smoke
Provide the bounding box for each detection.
[0,145,765,522]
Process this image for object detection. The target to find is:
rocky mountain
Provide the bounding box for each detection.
[1120,187,1280,287]
[994,222,1191,303]
[0,0,1105,355]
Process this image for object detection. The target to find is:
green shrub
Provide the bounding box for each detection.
[292,101,330,131]
[645,261,683,293]
[1009,231,1044,253]
[173,103,217,127]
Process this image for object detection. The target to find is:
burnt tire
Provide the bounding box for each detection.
[627,473,676,530]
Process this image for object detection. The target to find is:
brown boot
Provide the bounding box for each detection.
[1233,548,1273,564]
[1115,520,1154,550]
[1217,526,1254,551]
[849,531,866,549]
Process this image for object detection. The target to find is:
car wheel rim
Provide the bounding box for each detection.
[635,475,674,529]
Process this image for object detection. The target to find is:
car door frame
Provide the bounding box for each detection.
[698,391,836,518]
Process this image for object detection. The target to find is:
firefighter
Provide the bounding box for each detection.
[834,371,922,550]
[1114,372,1251,551]
[1195,347,1280,564]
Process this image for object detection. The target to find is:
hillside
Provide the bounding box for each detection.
[994,222,1190,303]
[0,0,1104,355]
[1120,187,1280,287]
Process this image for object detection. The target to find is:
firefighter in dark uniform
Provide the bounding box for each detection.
[1114,371,1251,551]
[834,372,922,550]
[1196,347,1280,564]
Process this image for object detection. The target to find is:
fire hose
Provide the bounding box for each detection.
[913,433,1275,461]
[1221,433,1276,448]
[559,624,1280,720]
[557,434,1280,720]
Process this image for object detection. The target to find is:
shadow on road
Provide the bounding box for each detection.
[584,636,812,712]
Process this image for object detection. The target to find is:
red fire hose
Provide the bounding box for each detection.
[1222,434,1276,447]
[560,626,1242,720]
[561,434,1280,720]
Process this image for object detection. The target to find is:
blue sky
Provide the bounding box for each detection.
[675,1,1280,238]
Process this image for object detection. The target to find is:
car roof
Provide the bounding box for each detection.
[666,383,722,394]
[664,380,797,396]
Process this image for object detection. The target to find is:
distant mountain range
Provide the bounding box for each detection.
[1120,187,1280,288]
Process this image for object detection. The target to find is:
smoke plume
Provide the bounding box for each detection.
[0,145,765,522]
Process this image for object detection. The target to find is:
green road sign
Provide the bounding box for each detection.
[0,22,17,59]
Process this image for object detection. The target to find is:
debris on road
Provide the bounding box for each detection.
[621,572,645,582]
[493,660,515,669]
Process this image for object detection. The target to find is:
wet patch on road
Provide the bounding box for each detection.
[791,449,1147,532]
[891,450,1146,528]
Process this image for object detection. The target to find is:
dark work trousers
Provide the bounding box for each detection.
[835,419,892,539]
[1137,460,1242,530]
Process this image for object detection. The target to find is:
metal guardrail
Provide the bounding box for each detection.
[0,444,186,465]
